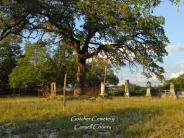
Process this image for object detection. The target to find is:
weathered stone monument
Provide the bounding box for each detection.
[50,81,56,96]
[100,81,105,96]
[170,80,177,98]
[124,80,130,97]
[161,80,177,98]
[146,81,151,96]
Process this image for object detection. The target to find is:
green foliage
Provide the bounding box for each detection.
[85,57,119,87]
[48,44,77,85]
[128,84,145,96]
[151,85,163,95]
[0,36,22,84]
[164,73,184,91]
[107,86,124,96]
[9,41,53,87]
[9,42,119,88]
[108,84,146,96]
[9,41,77,88]
[108,83,163,96]
[13,120,28,134]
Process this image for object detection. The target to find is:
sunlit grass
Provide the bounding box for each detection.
[0,96,184,137]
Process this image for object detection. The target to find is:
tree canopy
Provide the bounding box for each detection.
[9,42,118,88]
[0,0,179,95]
[9,41,52,87]
[0,36,22,84]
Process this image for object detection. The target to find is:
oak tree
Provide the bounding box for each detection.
[0,0,178,95]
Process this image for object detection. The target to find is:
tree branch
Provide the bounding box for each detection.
[86,44,104,58]
[82,30,97,51]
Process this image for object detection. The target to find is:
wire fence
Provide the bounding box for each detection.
[0,77,183,97]
[0,84,42,97]
[0,83,165,97]
[0,83,101,97]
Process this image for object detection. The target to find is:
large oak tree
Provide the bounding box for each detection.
[0,0,178,95]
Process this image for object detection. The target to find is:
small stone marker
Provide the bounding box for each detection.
[146,81,151,96]
[170,80,176,97]
[124,80,130,97]
[100,81,105,96]
[51,81,56,96]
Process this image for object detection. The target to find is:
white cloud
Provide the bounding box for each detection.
[118,73,159,87]
[167,44,184,51]
[170,71,184,79]
[175,45,184,51]
[117,80,125,86]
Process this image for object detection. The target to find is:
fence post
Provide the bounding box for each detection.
[63,73,67,110]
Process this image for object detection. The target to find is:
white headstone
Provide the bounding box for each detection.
[146,81,151,96]
[51,82,56,96]
[170,80,176,97]
[124,80,130,97]
[100,81,105,96]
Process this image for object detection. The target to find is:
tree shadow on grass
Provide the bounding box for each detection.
[0,107,162,138]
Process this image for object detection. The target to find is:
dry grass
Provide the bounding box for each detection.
[0,96,184,137]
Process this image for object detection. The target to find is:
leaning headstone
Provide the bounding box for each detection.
[50,82,56,96]
[124,80,130,97]
[146,81,151,96]
[100,81,105,96]
[170,80,177,98]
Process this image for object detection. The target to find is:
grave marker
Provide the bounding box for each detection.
[51,82,56,96]
[146,81,151,97]
[124,80,130,97]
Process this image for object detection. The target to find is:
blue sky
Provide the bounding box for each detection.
[117,1,184,86]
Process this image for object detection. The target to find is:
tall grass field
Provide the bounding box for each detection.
[0,96,184,138]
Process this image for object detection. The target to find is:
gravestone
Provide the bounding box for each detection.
[100,81,105,96]
[124,80,130,97]
[170,80,176,98]
[146,81,151,96]
[51,82,56,96]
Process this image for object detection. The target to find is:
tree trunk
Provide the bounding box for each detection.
[74,56,86,96]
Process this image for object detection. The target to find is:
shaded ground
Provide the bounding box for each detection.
[0,97,184,138]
